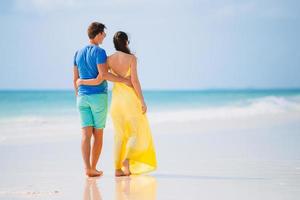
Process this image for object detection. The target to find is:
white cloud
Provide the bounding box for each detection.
[213,2,257,18]
[212,1,298,20]
[12,0,154,13]
[14,0,78,12]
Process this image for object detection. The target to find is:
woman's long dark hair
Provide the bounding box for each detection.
[113,31,131,54]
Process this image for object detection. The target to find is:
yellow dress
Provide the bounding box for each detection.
[110,67,157,174]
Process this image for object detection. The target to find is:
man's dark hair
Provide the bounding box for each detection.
[87,22,106,39]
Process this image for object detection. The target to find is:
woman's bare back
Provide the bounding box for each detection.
[108,51,134,78]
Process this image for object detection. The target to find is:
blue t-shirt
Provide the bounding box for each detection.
[74,45,108,95]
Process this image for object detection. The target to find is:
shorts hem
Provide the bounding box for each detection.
[81,125,106,129]
[81,124,94,128]
[94,125,106,129]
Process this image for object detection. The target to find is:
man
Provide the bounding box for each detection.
[73,22,131,177]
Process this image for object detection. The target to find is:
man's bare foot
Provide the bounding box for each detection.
[115,169,126,177]
[95,169,103,176]
[85,169,102,177]
[122,159,131,176]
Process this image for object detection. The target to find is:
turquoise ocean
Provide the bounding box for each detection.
[1,89,300,117]
[0,89,300,143]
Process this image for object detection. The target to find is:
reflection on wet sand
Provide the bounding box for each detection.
[83,177,102,200]
[82,175,156,200]
[115,175,157,200]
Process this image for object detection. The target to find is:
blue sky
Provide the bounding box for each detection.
[0,0,299,90]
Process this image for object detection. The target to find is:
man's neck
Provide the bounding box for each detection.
[89,40,99,46]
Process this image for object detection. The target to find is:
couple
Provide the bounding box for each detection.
[73,22,157,177]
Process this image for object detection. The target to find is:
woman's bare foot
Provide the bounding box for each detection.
[86,169,102,177]
[115,169,125,177]
[122,159,131,176]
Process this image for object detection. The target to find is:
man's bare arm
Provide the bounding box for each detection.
[73,66,79,96]
[77,63,132,86]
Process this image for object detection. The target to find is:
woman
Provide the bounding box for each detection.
[77,31,157,176]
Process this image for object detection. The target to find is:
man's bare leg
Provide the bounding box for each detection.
[82,126,101,177]
[91,128,104,175]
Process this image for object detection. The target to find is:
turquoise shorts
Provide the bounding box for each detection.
[77,93,108,129]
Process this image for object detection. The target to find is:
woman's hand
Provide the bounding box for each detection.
[141,101,147,114]
[76,79,83,87]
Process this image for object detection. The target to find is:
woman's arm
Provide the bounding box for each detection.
[77,63,132,86]
[130,56,147,114]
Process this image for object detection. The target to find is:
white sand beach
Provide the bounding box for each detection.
[0,111,300,200]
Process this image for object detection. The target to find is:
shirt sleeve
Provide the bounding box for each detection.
[96,48,107,64]
[73,51,78,66]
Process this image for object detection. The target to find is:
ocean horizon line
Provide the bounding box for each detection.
[1,87,300,92]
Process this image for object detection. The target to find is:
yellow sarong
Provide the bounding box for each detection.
[110,68,157,174]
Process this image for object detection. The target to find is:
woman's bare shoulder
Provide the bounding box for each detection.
[128,54,137,62]
[107,53,117,63]
[108,52,117,59]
